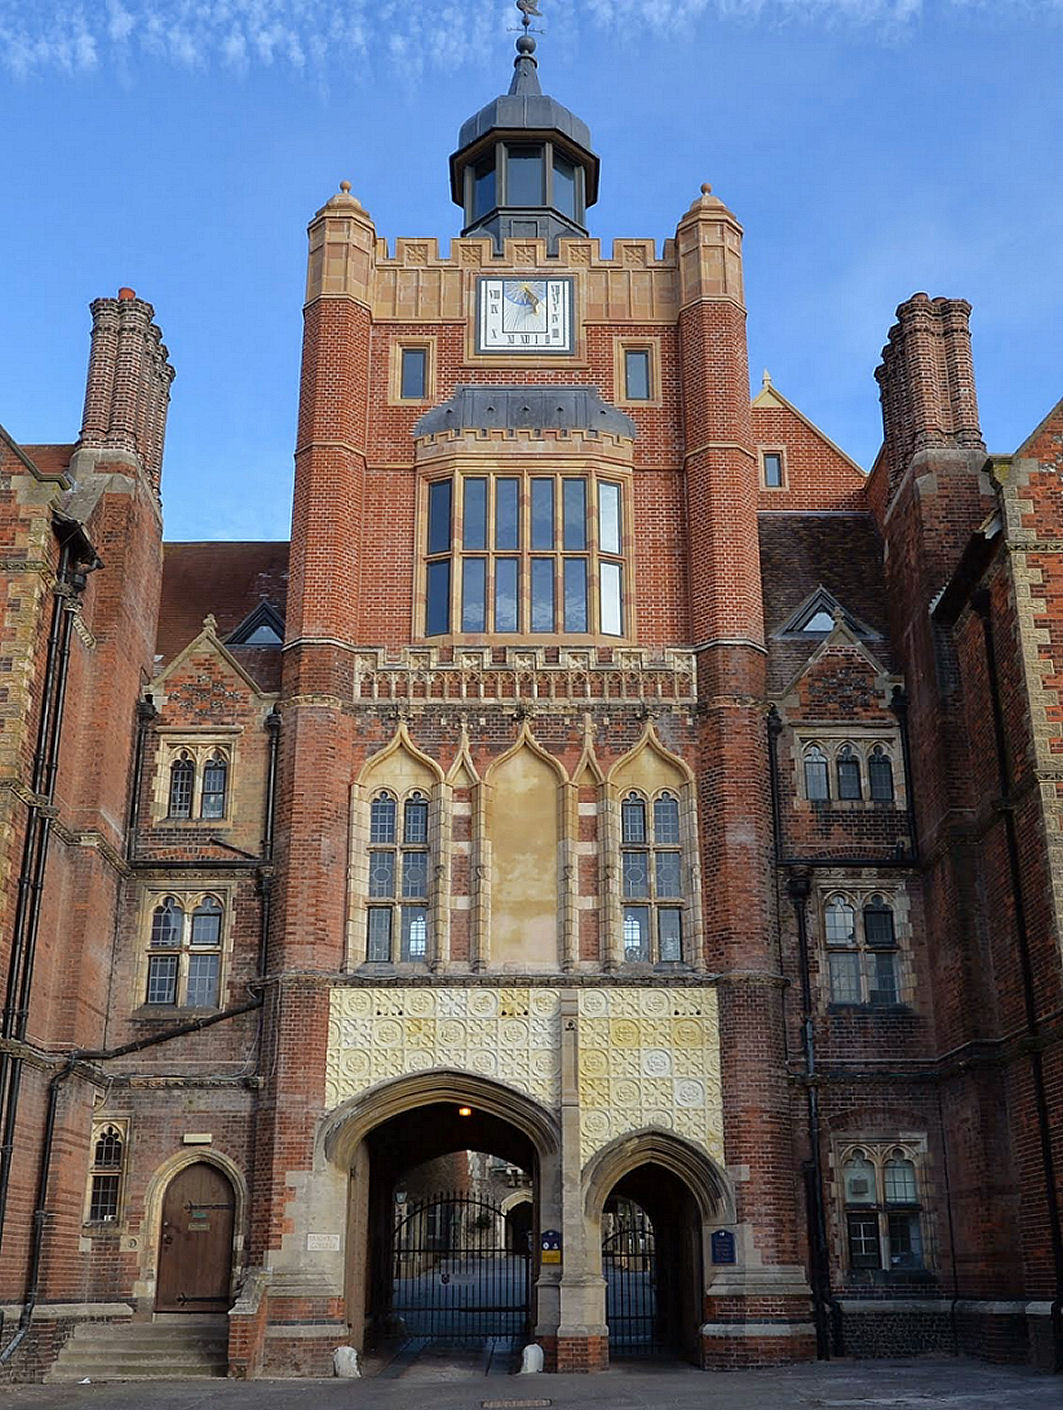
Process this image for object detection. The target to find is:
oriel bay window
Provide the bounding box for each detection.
[621,791,685,963]
[424,472,627,638]
[366,792,431,963]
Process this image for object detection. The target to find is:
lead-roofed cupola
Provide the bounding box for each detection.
[450,5,600,254]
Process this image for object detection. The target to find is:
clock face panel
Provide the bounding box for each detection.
[477,277,575,354]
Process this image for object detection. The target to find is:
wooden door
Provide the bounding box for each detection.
[156,1163,235,1312]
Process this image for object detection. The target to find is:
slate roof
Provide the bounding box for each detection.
[758,512,894,694]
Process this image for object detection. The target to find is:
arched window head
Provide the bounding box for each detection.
[621,794,647,845]
[190,895,223,947]
[843,1154,876,1204]
[168,753,194,819]
[200,751,228,819]
[824,896,855,946]
[836,745,862,801]
[804,745,829,801]
[863,895,896,949]
[151,897,183,948]
[869,745,895,802]
[370,793,397,845]
[884,1156,918,1205]
[653,793,680,845]
[404,792,429,845]
[93,1125,123,1169]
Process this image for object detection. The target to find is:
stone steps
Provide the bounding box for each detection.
[45,1318,229,1382]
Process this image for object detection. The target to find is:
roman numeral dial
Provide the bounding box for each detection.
[477,277,575,354]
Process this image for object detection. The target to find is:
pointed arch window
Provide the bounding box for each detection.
[621,791,684,964]
[200,752,229,819]
[804,745,829,801]
[87,1123,125,1223]
[168,753,195,819]
[366,790,431,964]
[841,1142,926,1273]
[868,746,895,802]
[836,745,862,801]
[145,892,226,1008]
[825,893,900,1007]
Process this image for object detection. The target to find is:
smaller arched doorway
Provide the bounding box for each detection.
[155,1162,236,1313]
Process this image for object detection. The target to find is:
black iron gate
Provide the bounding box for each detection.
[602,1197,660,1357]
[392,1193,530,1342]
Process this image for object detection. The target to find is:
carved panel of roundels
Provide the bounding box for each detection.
[326,987,562,1110]
[577,989,723,1164]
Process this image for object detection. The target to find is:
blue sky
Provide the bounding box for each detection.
[1,1,1060,542]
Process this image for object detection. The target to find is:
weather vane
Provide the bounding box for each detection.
[514,1,544,35]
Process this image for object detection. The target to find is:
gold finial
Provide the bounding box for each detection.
[340,180,351,194]
[701,182,712,195]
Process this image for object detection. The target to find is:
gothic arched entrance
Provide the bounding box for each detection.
[155,1162,236,1313]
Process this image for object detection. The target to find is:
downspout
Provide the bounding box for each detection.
[972,589,1063,1372]
[767,709,838,1358]
[889,686,919,860]
[0,542,88,1255]
[125,695,158,860]
[258,707,281,978]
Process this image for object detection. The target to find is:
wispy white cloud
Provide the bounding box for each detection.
[0,1,1057,78]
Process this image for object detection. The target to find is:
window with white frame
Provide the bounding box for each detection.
[801,739,898,805]
[823,891,901,1007]
[620,791,685,963]
[86,1121,126,1224]
[163,743,232,821]
[145,892,226,1008]
[839,1141,926,1273]
[366,791,431,963]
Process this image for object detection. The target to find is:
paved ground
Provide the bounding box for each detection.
[2,1356,1062,1410]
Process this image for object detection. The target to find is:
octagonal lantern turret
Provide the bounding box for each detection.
[450,34,601,255]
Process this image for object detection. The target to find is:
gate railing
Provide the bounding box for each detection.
[602,1197,659,1357]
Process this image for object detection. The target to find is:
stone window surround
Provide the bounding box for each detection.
[830,1135,930,1276]
[133,882,237,1014]
[84,1117,130,1227]
[758,444,788,491]
[389,336,438,406]
[793,727,906,809]
[613,336,663,409]
[814,880,914,1011]
[151,727,242,826]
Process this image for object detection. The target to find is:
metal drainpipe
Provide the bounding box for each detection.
[0,543,83,1256]
[258,707,281,977]
[889,686,919,859]
[125,695,158,860]
[766,709,838,1358]
[972,589,1063,1372]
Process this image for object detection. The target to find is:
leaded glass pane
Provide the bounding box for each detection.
[654,794,680,844]
[884,1158,918,1205]
[825,897,856,946]
[600,560,623,636]
[462,558,487,632]
[463,478,487,550]
[426,560,451,637]
[805,748,829,800]
[531,558,555,632]
[168,757,194,818]
[658,908,682,962]
[843,1156,877,1204]
[829,952,861,1004]
[864,900,896,949]
[531,479,554,551]
[89,1174,120,1223]
[186,953,220,1007]
[151,899,182,949]
[404,797,429,844]
[402,906,428,960]
[402,850,429,900]
[623,906,650,962]
[869,747,895,801]
[847,1213,881,1269]
[368,852,396,898]
[837,750,862,800]
[622,797,646,844]
[495,558,519,632]
[622,850,649,899]
[94,1127,122,1168]
[190,897,222,946]
[887,1212,923,1268]
[563,558,588,633]
[655,851,682,897]
[367,908,392,962]
[201,756,227,818]
[599,483,621,556]
[495,479,519,550]
[146,954,178,1005]
[870,951,899,1006]
[370,795,397,844]
[563,479,587,551]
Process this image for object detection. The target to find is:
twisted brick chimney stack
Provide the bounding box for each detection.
[875,293,984,497]
[78,288,175,494]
